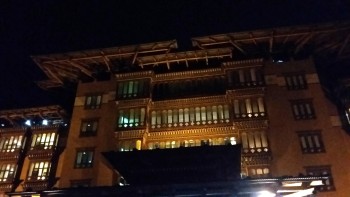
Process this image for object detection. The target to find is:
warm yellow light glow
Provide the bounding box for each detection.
[310,180,323,186]
[282,181,302,187]
[257,190,276,197]
[283,188,314,197]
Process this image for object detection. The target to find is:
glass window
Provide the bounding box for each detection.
[85,95,102,109]
[27,161,51,181]
[30,132,57,150]
[305,166,335,192]
[0,164,16,182]
[117,79,149,99]
[298,131,325,153]
[80,119,98,137]
[75,149,94,168]
[0,135,24,152]
[117,107,146,128]
[291,100,315,120]
[285,73,307,90]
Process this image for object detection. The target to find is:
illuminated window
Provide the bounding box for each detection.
[85,94,102,109]
[75,149,94,168]
[117,79,149,99]
[298,131,325,153]
[305,166,335,192]
[71,179,91,187]
[241,132,268,153]
[150,104,230,129]
[0,164,16,182]
[284,73,307,90]
[27,161,51,181]
[80,119,98,137]
[233,97,265,119]
[0,135,24,152]
[117,108,146,128]
[30,132,57,150]
[291,100,315,120]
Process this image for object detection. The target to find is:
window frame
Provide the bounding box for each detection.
[84,94,103,110]
[74,148,95,169]
[0,163,17,182]
[297,130,325,154]
[30,132,58,150]
[80,119,99,137]
[0,135,25,153]
[290,99,316,120]
[305,165,335,192]
[27,161,51,181]
[284,72,307,90]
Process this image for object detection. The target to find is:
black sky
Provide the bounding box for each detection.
[1,0,350,110]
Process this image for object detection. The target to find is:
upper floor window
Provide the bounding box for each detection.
[85,94,102,109]
[291,99,315,120]
[117,108,146,129]
[117,79,150,99]
[0,135,24,153]
[305,166,335,192]
[241,131,269,153]
[0,164,16,182]
[284,73,307,90]
[233,97,266,119]
[80,119,98,137]
[298,130,325,154]
[75,149,94,168]
[227,67,264,88]
[30,132,57,150]
[27,161,51,181]
[150,104,230,129]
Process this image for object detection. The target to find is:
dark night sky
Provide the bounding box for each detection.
[1,0,350,110]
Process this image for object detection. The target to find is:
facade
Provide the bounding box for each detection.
[0,106,67,194]
[2,22,350,196]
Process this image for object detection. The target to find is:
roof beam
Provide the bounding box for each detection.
[337,34,350,58]
[294,33,313,54]
[269,31,274,53]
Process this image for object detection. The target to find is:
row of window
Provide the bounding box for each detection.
[118,137,237,152]
[84,72,308,109]
[0,135,24,153]
[117,108,146,128]
[233,98,266,118]
[150,105,230,129]
[0,132,58,153]
[117,79,150,99]
[241,132,269,153]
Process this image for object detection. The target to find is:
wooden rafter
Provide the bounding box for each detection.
[295,33,314,54]
[269,31,274,53]
[337,34,350,58]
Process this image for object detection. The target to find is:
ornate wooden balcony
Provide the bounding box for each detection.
[22,180,49,191]
[27,146,55,159]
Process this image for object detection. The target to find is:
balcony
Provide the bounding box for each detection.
[27,145,55,159]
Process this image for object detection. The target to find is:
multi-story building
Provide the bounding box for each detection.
[0,106,67,195]
[3,22,350,196]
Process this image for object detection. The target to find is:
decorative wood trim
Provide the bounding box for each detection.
[222,59,264,69]
[148,126,237,140]
[242,153,271,166]
[154,68,224,82]
[151,95,227,109]
[115,71,154,80]
[116,98,150,107]
[226,88,265,98]
[115,129,146,139]
[233,119,268,130]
